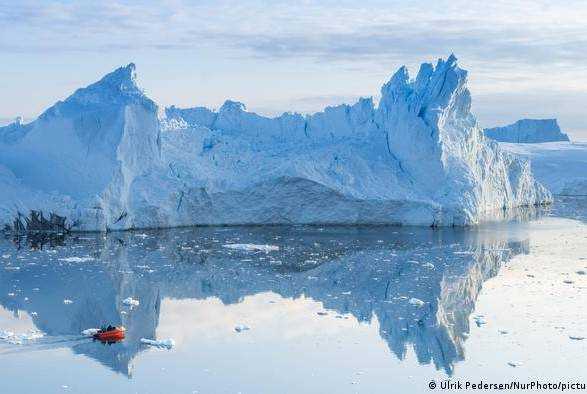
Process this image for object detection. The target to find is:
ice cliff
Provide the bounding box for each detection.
[484,119,570,143]
[0,56,551,231]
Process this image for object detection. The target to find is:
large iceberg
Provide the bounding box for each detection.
[0,56,550,231]
[484,119,570,143]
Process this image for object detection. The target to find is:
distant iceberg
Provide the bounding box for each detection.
[484,119,570,143]
[0,56,551,231]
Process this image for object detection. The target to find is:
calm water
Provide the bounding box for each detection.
[1,199,586,393]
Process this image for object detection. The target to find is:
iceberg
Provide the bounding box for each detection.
[499,141,587,195]
[0,56,550,231]
[484,119,570,143]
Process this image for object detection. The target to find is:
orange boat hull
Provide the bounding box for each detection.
[93,329,125,342]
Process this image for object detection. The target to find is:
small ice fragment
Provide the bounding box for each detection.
[2,254,10,259]
[135,233,149,239]
[408,298,425,307]
[234,324,250,332]
[122,297,140,307]
[222,244,279,252]
[58,257,94,263]
[63,299,73,304]
[422,263,435,269]
[473,315,487,326]
[507,361,523,367]
[140,338,175,349]
[81,328,100,337]
[0,329,44,344]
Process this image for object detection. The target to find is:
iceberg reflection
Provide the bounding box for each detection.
[0,225,529,376]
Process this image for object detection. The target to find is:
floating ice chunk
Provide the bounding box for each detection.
[422,263,435,269]
[408,298,425,307]
[81,328,100,337]
[1,254,10,259]
[0,329,44,344]
[140,338,175,349]
[63,299,73,304]
[234,324,250,332]
[223,244,279,252]
[58,257,95,263]
[122,297,140,307]
[473,315,487,326]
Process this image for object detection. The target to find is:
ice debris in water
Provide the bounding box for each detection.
[473,315,487,326]
[58,257,95,263]
[122,297,140,307]
[408,298,425,307]
[63,299,74,304]
[234,324,250,332]
[140,338,175,349]
[222,244,279,252]
[0,329,44,344]
[81,328,100,337]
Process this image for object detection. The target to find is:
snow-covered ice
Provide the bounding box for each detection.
[484,119,569,143]
[499,142,587,195]
[122,297,139,307]
[0,56,550,230]
[234,324,250,332]
[0,329,44,344]
[81,328,100,337]
[140,338,175,349]
[408,298,425,307]
[223,244,279,252]
[58,256,95,263]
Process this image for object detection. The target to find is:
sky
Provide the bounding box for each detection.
[1,0,586,140]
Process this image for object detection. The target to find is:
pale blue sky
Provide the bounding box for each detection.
[1,0,586,140]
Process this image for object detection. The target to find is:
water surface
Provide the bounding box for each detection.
[1,200,586,393]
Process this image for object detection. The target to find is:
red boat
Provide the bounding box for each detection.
[93,326,125,342]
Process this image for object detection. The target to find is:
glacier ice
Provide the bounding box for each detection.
[0,56,551,231]
[484,119,570,143]
[499,142,587,195]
